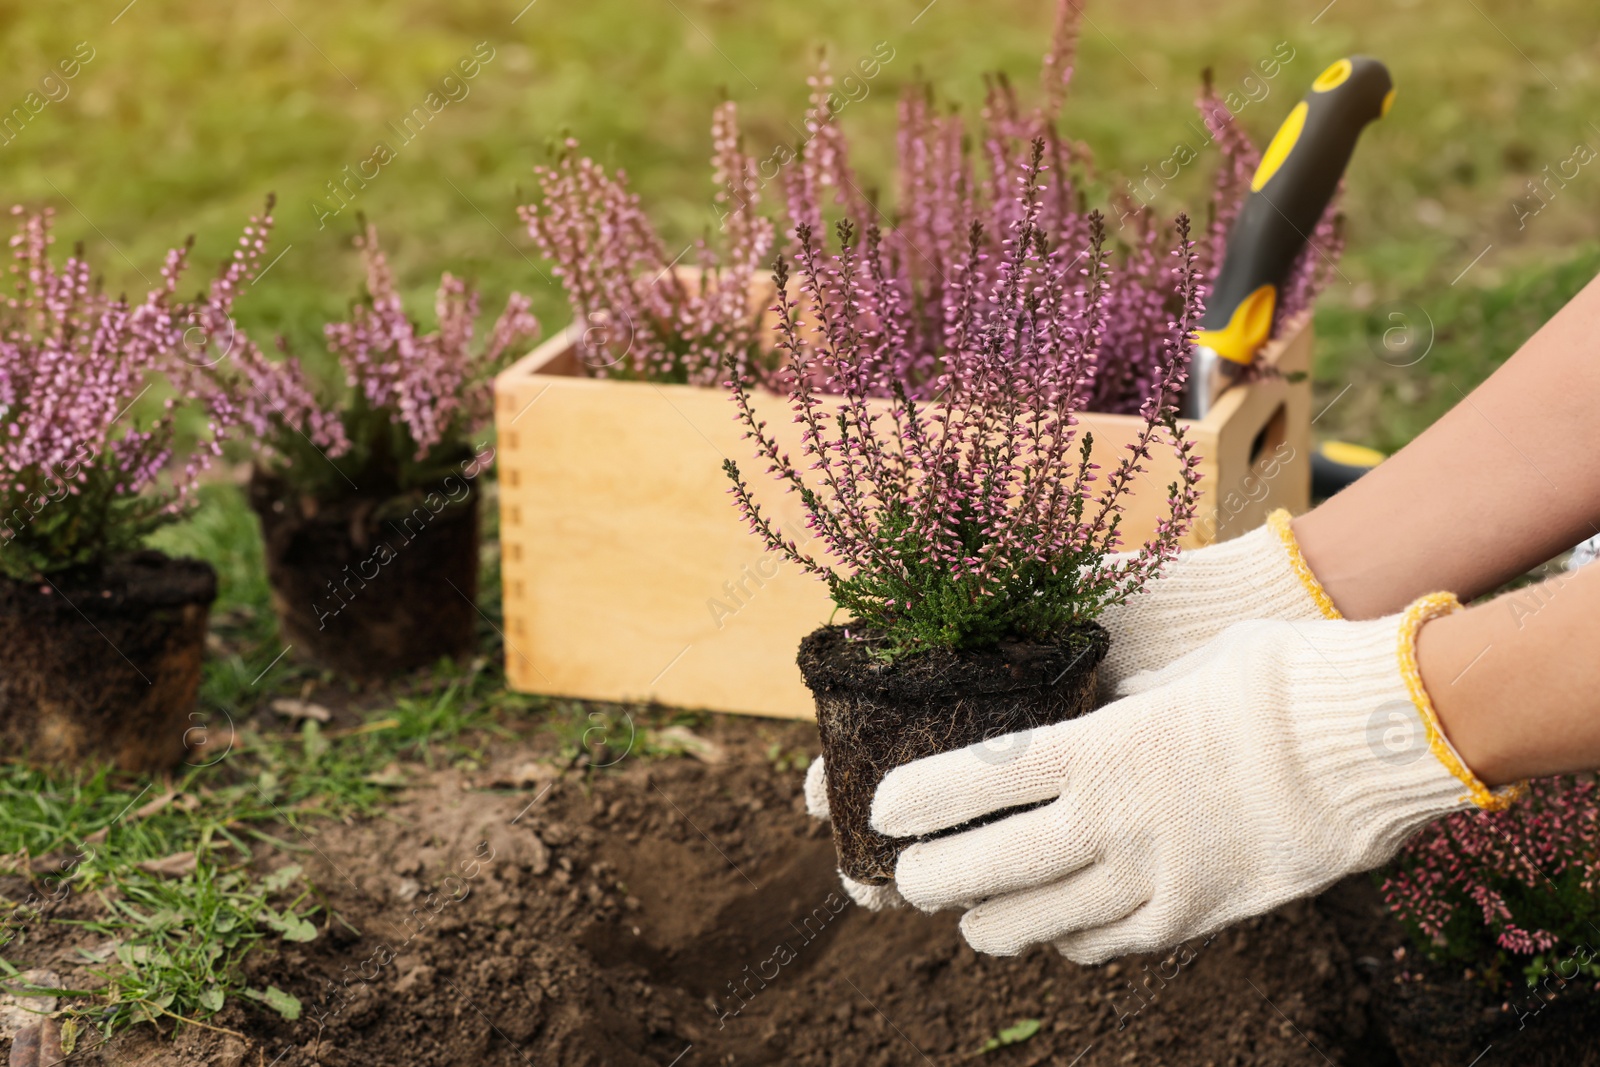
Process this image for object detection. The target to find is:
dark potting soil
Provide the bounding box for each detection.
[1376,972,1600,1067]
[1312,870,1600,1067]
[1320,887,1600,1067]
[798,625,1109,884]
[0,551,215,771]
[249,470,481,678]
[0,710,1449,1067]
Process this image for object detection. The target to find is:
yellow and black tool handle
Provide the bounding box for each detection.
[1196,56,1395,365]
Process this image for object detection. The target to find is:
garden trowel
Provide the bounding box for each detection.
[1183,55,1395,419]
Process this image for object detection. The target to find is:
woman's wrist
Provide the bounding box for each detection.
[1414,605,1517,787]
[1415,562,1600,786]
[1290,509,1404,620]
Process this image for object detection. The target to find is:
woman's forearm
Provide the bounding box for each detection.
[1419,559,1600,786]
[1293,270,1600,620]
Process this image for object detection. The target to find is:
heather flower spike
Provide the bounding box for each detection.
[520,117,775,388]
[179,197,348,466]
[1382,776,1600,985]
[724,140,1202,659]
[324,220,540,460]
[0,204,287,578]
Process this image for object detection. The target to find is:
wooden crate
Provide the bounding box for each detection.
[493,315,1311,720]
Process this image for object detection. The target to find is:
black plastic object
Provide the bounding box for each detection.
[1312,449,1377,501]
[1195,56,1395,367]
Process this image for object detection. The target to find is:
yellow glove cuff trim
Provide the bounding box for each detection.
[1266,509,1342,620]
[1395,592,1526,812]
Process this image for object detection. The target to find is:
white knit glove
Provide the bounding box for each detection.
[803,758,905,910]
[870,594,1521,963]
[806,508,1331,902]
[807,510,1337,908]
[1094,509,1341,696]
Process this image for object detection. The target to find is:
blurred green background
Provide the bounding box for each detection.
[4,0,1600,449]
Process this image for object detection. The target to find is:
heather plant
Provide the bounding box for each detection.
[723,141,1202,660]
[523,0,1336,415]
[874,40,1340,414]
[0,205,283,580]
[519,101,775,389]
[245,220,539,500]
[1380,776,1600,989]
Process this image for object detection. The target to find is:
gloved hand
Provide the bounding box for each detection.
[870,593,1522,964]
[803,509,1337,903]
[803,758,905,910]
[1093,508,1341,696]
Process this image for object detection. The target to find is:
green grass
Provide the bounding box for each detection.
[0,475,691,1039]
[61,862,317,1037]
[0,655,564,1035]
[2,0,1599,444]
[0,662,497,1030]
[1314,243,1600,452]
[6,0,1600,1043]
[0,476,539,1038]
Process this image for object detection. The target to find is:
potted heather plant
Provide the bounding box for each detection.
[497,0,1330,722]
[520,98,777,388]
[241,219,538,677]
[723,142,1201,883]
[521,9,1335,413]
[1374,776,1600,1065]
[0,205,267,771]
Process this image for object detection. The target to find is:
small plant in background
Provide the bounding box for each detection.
[976,1018,1043,1055]
[0,206,255,580]
[0,196,344,574]
[766,742,811,773]
[523,0,1339,413]
[0,201,326,771]
[724,141,1202,661]
[228,215,538,678]
[235,217,539,497]
[1380,776,1600,989]
[520,100,777,388]
[319,220,539,488]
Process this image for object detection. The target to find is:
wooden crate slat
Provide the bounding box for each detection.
[494,318,1312,719]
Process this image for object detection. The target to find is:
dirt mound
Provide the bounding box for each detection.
[3,714,1427,1066]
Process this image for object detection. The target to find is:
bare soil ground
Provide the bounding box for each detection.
[3,709,1591,1067]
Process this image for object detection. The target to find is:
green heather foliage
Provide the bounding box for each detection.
[242,220,537,501]
[726,147,1203,660]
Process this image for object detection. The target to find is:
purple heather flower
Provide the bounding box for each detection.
[723,140,1203,656]
[0,201,324,573]
[192,214,539,475]
[521,0,1332,417]
[520,108,775,389]
[324,222,540,460]
[1382,776,1600,981]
